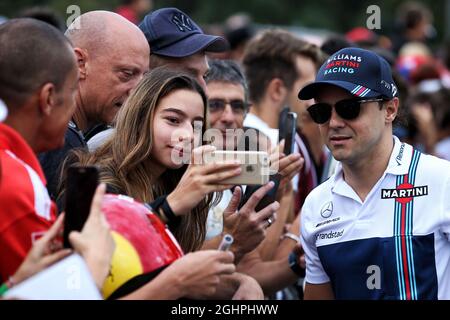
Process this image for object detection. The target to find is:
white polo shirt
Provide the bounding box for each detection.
[301,136,450,300]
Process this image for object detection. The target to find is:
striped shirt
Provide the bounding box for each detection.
[301,136,450,299]
[0,124,56,282]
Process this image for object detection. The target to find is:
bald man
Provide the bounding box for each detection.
[39,11,149,201]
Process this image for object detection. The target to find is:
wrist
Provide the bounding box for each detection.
[231,272,245,289]
[166,193,184,216]
[5,275,17,289]
[84,255,108,290]
[229,241,244,263]
[288,251,305,278]
[10,270,24,286]
[281,232,301,243]
[150,195,181,228]
[89,269,105,290]
[131,265,184,300]
[164,262,187,298]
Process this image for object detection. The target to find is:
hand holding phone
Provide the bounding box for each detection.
[202,150,270,186]
[239,112,297,210]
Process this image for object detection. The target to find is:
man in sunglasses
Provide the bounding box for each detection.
[201,60,310,298]
[298,47,450,300]
[202,59,270,255]
[202,59,289,262]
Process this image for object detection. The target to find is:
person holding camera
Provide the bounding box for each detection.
[64,67,265,299]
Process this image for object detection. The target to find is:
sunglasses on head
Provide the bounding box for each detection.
[208,99,249,115]
[307,98,385,124]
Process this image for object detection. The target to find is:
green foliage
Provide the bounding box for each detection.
[0,0,446,41]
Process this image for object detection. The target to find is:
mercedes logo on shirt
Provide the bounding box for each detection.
[320,201,333,218]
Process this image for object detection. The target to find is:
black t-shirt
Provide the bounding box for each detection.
[39,121,111,203]
[38,121,86,202]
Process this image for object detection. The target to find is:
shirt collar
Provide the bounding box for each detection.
[384,136,413,176]
[331,136,412,199]
[243,113,279,146]
[0,123,46,183]
[331,162,360,201]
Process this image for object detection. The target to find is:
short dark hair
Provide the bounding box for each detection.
[397,1,432,30]
[205,59,249,105]
[298,43,327,70]
[0,18,75,109]
[320,35,355,56]
[19,6,65,31]
[242,29,308,104]
[149,53,172,69]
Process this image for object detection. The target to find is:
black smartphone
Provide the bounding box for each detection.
[278,107,290,144]
[63,165,99,248]
[283,112,297,156]
[239,109,295,211]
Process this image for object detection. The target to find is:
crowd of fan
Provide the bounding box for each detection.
[0,0,449,300]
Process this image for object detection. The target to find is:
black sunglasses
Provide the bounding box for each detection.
[208,99,249,115]
[307,98,385,124]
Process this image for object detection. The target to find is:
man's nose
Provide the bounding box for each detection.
[220,105,235,124]
[328,107,345,128]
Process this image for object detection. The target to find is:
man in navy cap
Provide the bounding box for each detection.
[87,7,229,149]
[298,47,450,300]
[139,7,229,93]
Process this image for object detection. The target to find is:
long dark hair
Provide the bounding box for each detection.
[62,67,213,252]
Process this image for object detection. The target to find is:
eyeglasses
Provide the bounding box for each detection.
[307,98,385,124]
[208,99,249,115]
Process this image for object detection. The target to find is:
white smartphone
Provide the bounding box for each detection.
[203,150,270,185]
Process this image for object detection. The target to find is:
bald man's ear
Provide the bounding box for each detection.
[74,47,88,80]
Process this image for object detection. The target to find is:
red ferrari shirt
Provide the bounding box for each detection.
[0,123,56,281]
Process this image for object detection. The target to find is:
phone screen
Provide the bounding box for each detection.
[283,112,297,156]
[63,166,99,248]
[239,111,296,211]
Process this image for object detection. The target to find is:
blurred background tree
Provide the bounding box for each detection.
[0,0,447,43]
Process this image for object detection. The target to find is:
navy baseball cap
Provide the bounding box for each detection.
[299,47,398,100]
[139,7,229,58]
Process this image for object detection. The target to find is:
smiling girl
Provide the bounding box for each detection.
[63,67,241,252]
